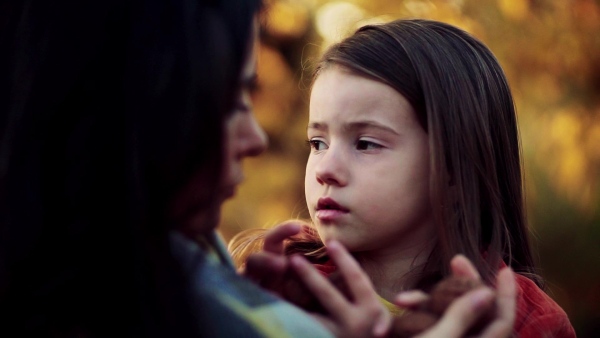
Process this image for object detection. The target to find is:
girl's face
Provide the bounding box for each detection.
[305,67,435,257]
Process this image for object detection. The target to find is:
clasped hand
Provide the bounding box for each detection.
[241,222,516,338]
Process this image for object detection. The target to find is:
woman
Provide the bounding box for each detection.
[0,0,266,335]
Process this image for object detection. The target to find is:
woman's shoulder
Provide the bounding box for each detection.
[513,273,576,337]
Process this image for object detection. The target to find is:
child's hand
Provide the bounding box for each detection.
[289,240,392,338]
[393,255,516,338]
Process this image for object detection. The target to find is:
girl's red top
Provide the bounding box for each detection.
[512,272,576,337]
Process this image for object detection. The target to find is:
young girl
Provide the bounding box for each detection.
[231,19,575,337]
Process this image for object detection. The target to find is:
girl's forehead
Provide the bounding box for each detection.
[309,68,418,127]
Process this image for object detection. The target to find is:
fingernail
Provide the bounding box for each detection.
[372,315,390,337]
[470,288,493,309]
[290,255,306,267]
[326,240,340,250]
[395,292,424,303]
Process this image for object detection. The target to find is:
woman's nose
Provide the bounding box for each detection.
[238,113,268,158]
[314,146,347,186]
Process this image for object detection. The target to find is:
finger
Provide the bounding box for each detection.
[326,240,377,304]
[419,287,494,338]
[326,240,392,335]
[290,254,349,316]
[450,254,481,280]
[372,309,392,337]
[480,267,516,338]
[263,222,302,254]
[244,252,288,283]
[394,290,430,309]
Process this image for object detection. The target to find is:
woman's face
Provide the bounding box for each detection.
[175,23,267,236]
[220,37,268,203]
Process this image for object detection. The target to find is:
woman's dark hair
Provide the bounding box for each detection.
[231,19,541,290]
[0,0,260,336]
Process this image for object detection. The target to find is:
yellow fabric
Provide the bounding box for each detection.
[377,295,405,317]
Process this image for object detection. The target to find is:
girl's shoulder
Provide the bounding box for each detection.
[513,273,576,338]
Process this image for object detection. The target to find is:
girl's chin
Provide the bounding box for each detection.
[317,230,343,245]
[318,232,359,251]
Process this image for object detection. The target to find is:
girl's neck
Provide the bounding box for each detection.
[354,242,434,302]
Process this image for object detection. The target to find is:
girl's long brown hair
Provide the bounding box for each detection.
[230,19,542,289]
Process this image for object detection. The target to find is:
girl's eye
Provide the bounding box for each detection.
[307,139,328,151]
[356,139,382,151]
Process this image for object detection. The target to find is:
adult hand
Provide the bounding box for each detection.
[243,225,391,337]
[289,240,392,338]
[395,255,516,338]
[242,221,303,293]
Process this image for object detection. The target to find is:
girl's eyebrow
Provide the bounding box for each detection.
[307,121,400,136]
[344,121,400,136]
[307,122,326,131]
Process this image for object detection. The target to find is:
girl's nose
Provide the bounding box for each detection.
[314,146,347,186]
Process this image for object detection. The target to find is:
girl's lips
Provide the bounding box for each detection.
[316,197,349,222]
[316,197,348,211]
[316,209,348,222]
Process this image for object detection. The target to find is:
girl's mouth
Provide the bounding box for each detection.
[316,197,348,211]
[316,197,349,222]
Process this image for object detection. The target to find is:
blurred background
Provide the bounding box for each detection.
[219,0,600,335]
